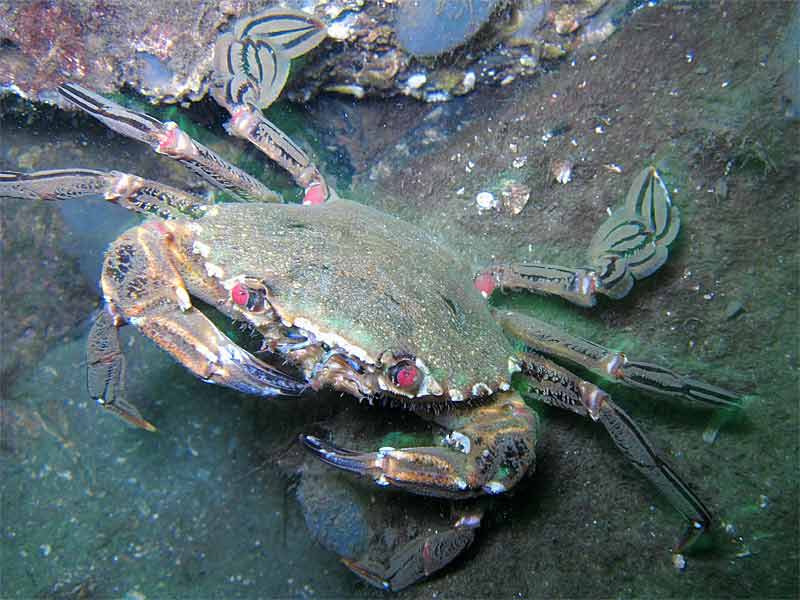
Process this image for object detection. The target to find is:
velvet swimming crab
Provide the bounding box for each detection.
[0,8,741,592]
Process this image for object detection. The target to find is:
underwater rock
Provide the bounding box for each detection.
[394,0,503,57]
[296,468,370,559]
[0,0,641,109]
[0,198,95,384]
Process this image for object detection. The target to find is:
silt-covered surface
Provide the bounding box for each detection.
[1,1,798,598]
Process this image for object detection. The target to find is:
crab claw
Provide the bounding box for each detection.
[300,434,476,497]
[211,339,307,396]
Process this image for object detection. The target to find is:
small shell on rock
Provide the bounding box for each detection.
[476,191,498,212]
[461,71,476,93]
[327,20,354,41]
[406,73,427,89]
[323,84,366,99]
[500,180,531,215]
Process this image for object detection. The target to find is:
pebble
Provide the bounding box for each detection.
[671,553,686,571]
[724,299,745,320]
[476,191,497,212]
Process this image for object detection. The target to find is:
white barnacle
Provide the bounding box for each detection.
[508,356,522,375]
[444,431,471,455]
[375,474,390,487]
[552,159,574,184]
[406,73,427,90]
[107,172,144,201]
[461,71,476,93]
[448,389,465,402]
[377,446,396,458]
[499,381,511,391]
[414,357,443,397]
[476,191,497,212]
[204,261,225,279]
[454,514,482,529]
[471,382,492,397]
[192,240,210,258]
[604,352,627,376]
[483,481,507,494]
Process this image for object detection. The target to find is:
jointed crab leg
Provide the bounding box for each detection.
[57,83,281,203]
[519,352,711,553]
[496,309,741,409]
[476,167,680,306]
[478,263,599,307]
[301,391,537,499]
[0,169,208,219]
[225,105,330,204]
[342,512,482,592]
[87,307,156,431]
[210,7,331,204]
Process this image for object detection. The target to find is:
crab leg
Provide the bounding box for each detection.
[475,167,680,306]
[341,512,482,592]
[0,169,208,219]
[224,106,330,204]
[518,352,711,553]
[301,391,537,499]
[56,83,281,203]
[495,309,741,409]
[87,305,156,431]
[476,263,600,307]
[208,8,330,204]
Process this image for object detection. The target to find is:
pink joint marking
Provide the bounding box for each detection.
[157,126,180,153]
[231,283,249,306]
[422,540,433,575]
[396,366,418,388]
[144,221,171,239]
[303,183,326,206]
[474,272,496,298]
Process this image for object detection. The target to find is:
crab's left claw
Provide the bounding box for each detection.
[341,514,481,592]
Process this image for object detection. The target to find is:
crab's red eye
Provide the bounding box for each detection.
[394,364,419,388]
[231,283,249,306]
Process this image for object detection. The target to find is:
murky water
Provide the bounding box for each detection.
[1,2,798,599]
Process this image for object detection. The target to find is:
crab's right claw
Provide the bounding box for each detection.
[341,515,481,592]
[212,7,327,111]
[589,166,680,299]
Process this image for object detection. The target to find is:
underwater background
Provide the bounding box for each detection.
[1,0,798,598]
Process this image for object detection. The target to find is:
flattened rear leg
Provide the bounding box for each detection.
[342,512,482,591]
[475,167,680,306]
